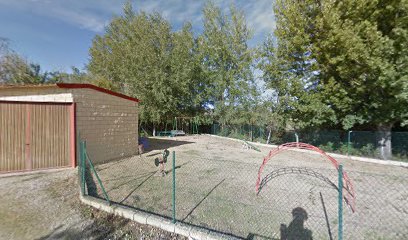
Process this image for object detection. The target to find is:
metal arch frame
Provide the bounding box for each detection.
[256,142,356,212]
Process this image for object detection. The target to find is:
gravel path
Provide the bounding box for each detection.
[0,169,185,240]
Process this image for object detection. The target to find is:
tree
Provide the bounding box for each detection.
[0,53,46,84]
[263,0,408,159]
[199,2,256,126]
[88,3,202,131]
[0,37,67,84]
[259,35,335,132]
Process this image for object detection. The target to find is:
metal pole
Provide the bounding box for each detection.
[86,152,111,204]
[338,164,344,240]
[347,131,353,156]
[172,151,176,224]
[295,132,299,147]
[251,124,254,142]
[81,141,86,195]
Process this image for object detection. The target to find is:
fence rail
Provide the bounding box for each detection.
[211,124,408,161]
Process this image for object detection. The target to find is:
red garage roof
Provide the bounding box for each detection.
[0,83,139,103]
[56,83,139,103]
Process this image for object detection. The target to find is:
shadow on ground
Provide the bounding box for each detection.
[36,215,131,240]
[144,138,194,153]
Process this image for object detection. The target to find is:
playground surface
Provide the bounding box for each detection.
[93,135,408,240]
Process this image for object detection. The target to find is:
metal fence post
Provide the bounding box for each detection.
[81,141,86,195]
[79,140,83,195]
[338,164,344,240]
[172,151,176,224]
[85,151,111,205]
[295,132,299,147]
[347,131,352,156]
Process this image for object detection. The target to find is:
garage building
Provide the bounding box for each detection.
[0,83,139,173]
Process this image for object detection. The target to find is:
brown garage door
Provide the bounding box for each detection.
[0,102,73,172]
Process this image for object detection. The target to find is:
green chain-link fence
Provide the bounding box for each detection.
[78,133,408,239]
[211,124,408,162]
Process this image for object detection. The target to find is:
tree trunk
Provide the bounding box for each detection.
[153,124,156,137]
[250,124,253,142]
[377,123,393,160]
[266,128,272,144]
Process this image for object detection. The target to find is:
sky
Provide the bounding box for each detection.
[0,0,276,73]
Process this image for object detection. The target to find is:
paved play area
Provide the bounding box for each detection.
[91,135,408,239]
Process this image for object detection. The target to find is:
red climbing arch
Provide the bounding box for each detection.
[256,142,356,212]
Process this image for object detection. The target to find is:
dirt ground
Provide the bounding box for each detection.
[0,169,185,240]
[90,135,408,240]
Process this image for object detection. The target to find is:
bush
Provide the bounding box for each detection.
[318,142,335,152]
[360,144,376,157]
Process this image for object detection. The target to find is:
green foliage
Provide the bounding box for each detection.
[262,0,408,130]
[0,52,70,85]
[88,2,259,127]
[318,141,379,157]
[0,38,79,85]
[89,3,203,124]
[199,2,257,125]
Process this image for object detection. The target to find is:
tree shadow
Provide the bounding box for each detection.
[36,214,131,240]
[106,171,157,194]
[182,178,225,221]
[119,172,156,204]
[114,162,189,204]
[145,152,162,157]
[320,192,333,240]
[35,225,63,240]
[246,232,278,239]
[95,157,136,171]
[164,161,189,174]
[143,138,194,154]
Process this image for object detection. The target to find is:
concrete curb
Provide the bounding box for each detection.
[206,134,408,168]
[79,195,241,240]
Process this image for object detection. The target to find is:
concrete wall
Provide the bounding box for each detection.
[0,86,139,164]
[72,88,138,163]
[0,87,73,102]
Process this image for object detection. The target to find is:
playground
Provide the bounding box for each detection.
[153,117,200,137]
[91,135,408,239]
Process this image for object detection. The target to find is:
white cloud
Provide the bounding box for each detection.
[0,0,275,37]
[133,0,204,29]
[243,0,276,35]
[0,0,120,32]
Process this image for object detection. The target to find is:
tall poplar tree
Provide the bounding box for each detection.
[88,3,201,129]
[199,2,256,125]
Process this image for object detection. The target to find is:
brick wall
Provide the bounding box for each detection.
[72,88,138,163]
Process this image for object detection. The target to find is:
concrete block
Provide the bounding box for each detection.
[160,220,176,233]
[114,205,135,220]
[99,202,114,214]
[174,222,192,237]
[189,227,211,240]
[132,211,149,224]
[146,215,175,233]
